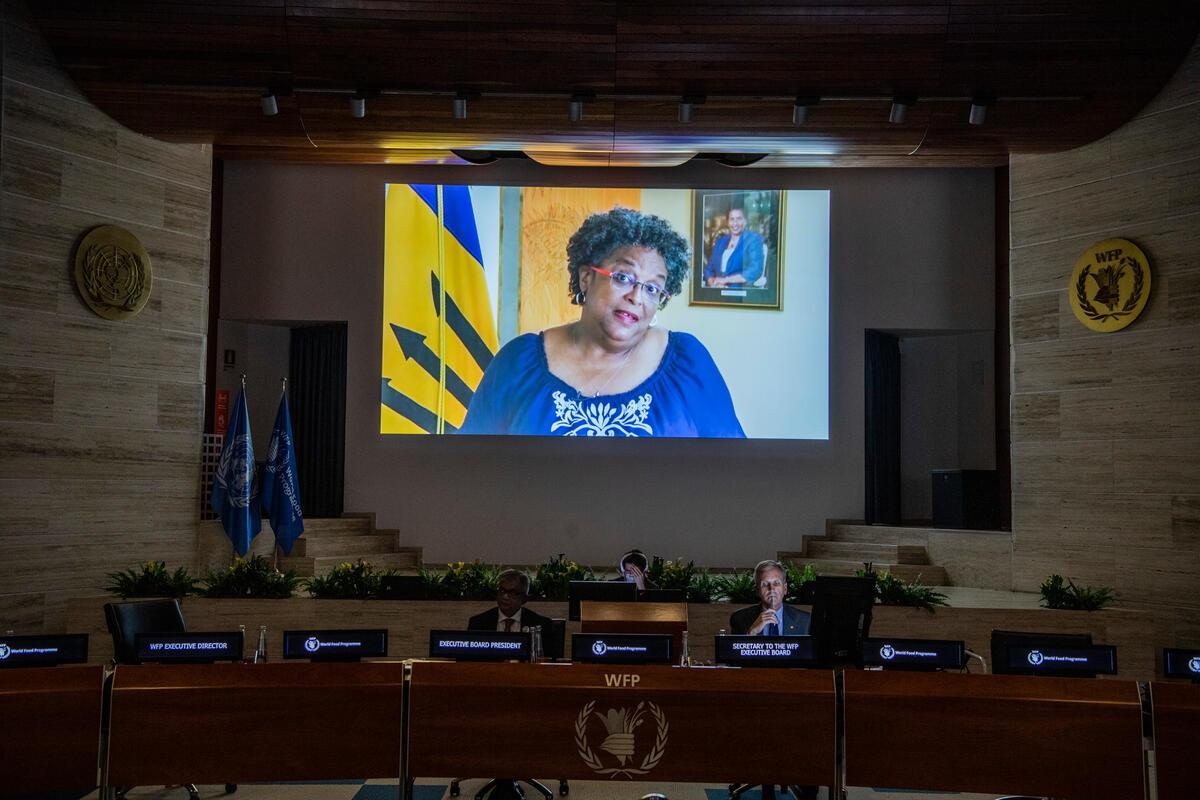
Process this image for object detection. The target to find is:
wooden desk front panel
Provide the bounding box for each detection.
[1150,682,1200,800]
[0,665,103,797]
[843,671,1144,800]
[108,662,405,784]
[409,662,835,786]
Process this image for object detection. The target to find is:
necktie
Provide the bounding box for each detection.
[504,618,514,632]
[766,621,779,637]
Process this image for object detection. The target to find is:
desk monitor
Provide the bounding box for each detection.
[134,631,243,664]
[861,637,966,671]
[568,580,637,621]
[638,589,686,604]
[0,633,88,668]
[990,630,1113,677]
[283,629,388,661]
[429,630,531,662]
[378,575,425,600]
[1163,648,1200,680]
[809,575,876,667]
[715,635,817,667]
[572,633,673,665]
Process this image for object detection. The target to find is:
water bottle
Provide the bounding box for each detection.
[532,627,543,663]
[680,629,690,666]
[254,625,268,663]
[238,625,247,662]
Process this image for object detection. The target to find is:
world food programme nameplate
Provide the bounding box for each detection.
[429,630,531,661]
[283,629,388,661]
[715,635,816,667]
[135,632,243,663]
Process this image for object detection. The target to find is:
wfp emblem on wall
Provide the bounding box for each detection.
[72,225,153,320]
[1068,238,1151,333]
[574,700,668,778]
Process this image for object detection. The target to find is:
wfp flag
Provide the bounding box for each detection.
[210,386,261,556]
[262,392,304,555]
[381,184,499,434]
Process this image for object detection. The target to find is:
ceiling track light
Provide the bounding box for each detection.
[678,94,706,124]
[568,93,593,123]
[260,91,278,117]
[453,91,479,120]
[792,95,819,125]
[969,94,994,125]
[350,93,366,119]
[889,95,916,124]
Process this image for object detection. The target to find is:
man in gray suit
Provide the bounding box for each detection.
[729,560,810,635]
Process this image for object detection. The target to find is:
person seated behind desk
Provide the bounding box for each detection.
[610,549,660,591]
[468,569,552,635]
[729,559,810,636]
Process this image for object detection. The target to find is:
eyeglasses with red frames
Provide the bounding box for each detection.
[589,266,672,310]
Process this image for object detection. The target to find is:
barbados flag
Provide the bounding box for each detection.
[381,184,499,433]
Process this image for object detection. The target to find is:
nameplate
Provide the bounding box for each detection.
[135,632,243,663]
[1003,643,1117,676]
[862,637,965,671]
[283,629,388,661]
[429,630,531,662]
[715,635,816,667]
[573,633,673,665]
[0,633,88,668]
[1163,648,1200,679]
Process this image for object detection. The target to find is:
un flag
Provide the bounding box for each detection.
[210,386,261,556]
[262,392,304,555]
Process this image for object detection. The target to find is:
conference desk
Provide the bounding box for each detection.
[0,664,103,798]
[106,662,405,786]
[407,661,837,788]
[1150,682,1200,800]
[843,670,1146,800]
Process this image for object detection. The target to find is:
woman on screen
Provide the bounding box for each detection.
[460,207,744,437]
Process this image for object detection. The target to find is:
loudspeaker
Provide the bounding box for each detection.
[932,469,1000,530]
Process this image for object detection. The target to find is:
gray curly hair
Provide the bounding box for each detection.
[566,206,690,304]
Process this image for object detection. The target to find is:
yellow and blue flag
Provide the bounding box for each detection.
[382,184,498,433]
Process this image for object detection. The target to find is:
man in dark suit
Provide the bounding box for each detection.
[468,569,552,635]
[729,559,811,635]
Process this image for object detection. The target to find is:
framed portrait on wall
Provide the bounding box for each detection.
[690,189,784,309]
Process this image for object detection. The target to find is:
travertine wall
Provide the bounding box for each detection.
[1009,40,1200,608]
[0,1,212,631]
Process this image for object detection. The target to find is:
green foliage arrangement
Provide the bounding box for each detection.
[647,558,696,592]
[785,563,818,604]
[855,567,948,611]
[685,569,722,603]
[713,570,760,604]
[305,559,384,600]
[1039,574,1117,611]
[200,555,302,599]
[423,560,502,601]
[531,554,595,601]
[104,561,197,599]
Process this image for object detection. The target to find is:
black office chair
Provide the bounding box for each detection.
[103,600,237,799]
[729,785,817,800]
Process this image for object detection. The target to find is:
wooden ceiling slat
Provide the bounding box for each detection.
[27,0,1200,166]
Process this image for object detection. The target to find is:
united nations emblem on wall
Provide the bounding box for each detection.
[574,701,668,778]
[1068,238,1151,333]
[73,225,153,320]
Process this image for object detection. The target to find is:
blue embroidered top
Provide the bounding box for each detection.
[459,331,745,438]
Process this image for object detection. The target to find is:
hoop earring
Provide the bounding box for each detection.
[572,290,586,305]
[649,313,659,327]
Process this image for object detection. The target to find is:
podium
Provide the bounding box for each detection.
[579,601,688,662]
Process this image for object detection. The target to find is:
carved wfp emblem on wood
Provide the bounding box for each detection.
[73,225,153,320]
[1069,238,1151,333]
[574,700,668,778]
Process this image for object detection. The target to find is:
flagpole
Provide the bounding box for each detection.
[232,374,247,565]
[273,376,286,573]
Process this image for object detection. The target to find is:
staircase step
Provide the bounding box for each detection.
[806,541,927,564]
[827,524,905,544]
[281,549,423,577]
[780,557,948,586]
[291,532,398,557]
[301,517,374,534]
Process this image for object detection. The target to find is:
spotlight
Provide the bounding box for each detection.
[969,95,993,125]
[678,94,705,124]
[568,94,587,123]
[792,96,819,125]
[889,96,912,124]
[350,93,366,119]
[453,92,470,120]
[260,91,278,117]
